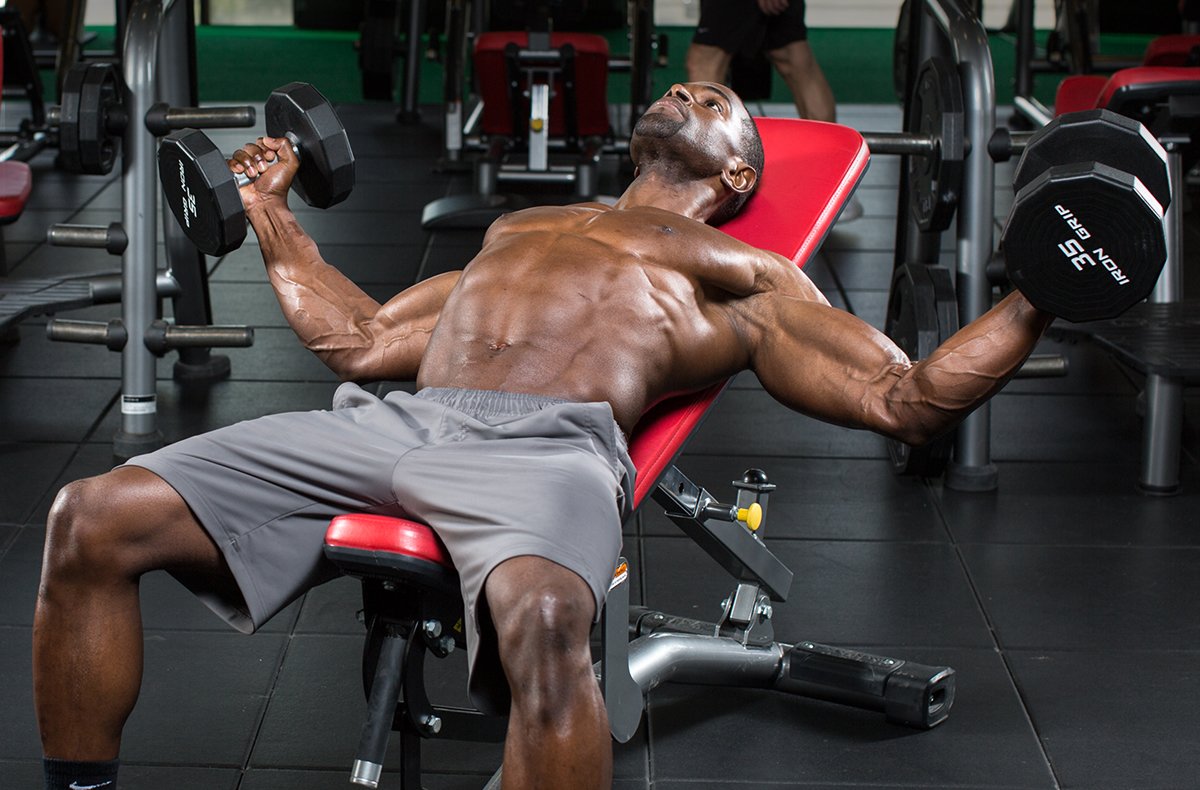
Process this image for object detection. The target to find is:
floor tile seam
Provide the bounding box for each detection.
[238,631,297,775]
[667,451,889,461]
[955,541,1200,552]
[942,514,1064,787]
[640,781,1046,789]
[639,532,954,546]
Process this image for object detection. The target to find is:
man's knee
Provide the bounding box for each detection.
[767,40,816,78]
[45,476,129,579]
[686,43,733,84]
[489,564,598,710]
[43,468,201,584]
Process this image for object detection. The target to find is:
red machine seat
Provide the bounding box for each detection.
[1143,34,1200,67]
[0,160,32,222]
[474,31,610,138]
[323,117,869,573]
[1055,66,1200,116]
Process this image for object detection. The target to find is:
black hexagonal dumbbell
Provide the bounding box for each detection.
[1001,109,1170,323]
[158,82,356,256]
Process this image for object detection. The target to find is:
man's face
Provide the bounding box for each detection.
[631,82,750,175]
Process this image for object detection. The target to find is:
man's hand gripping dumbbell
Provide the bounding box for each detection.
[158,82,355,256]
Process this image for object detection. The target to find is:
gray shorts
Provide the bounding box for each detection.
[127,383,634,712]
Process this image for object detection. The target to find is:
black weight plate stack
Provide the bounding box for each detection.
[906,57,965,233]
[264,82,356,209]
[158,129,248,257]
[1003,161,1167,323]
[56,64,87,173]
[360,0,400,101]
[76,63,124,175]
[884,263,960,477]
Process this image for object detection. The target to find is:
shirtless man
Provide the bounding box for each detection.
[34,82,1051,790]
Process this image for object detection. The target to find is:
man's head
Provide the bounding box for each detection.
[630,82,764,224]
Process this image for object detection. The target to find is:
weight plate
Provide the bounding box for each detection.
[56,64,88,173]
[158,129,247,256]
[892,0,911,103]
[1013,108,1170,213]
[77,63,123,175]
[58,63,125,175]
[906,57,965,233]
[1003,161,1167,323]
[884,263,960,477]
[264,82,356,209]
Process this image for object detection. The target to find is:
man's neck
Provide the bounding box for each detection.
[612,170,722,222]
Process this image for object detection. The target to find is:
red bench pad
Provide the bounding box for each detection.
[475,31,610,138]
[0,161,32,222]
[628,118,868,506]
[1056,66,1200,115]
[325,118,869,563]
[1144,35,1200,67]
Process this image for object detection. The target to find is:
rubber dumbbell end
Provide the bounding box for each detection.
[158,129,248,256]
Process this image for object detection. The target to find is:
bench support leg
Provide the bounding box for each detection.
[1139,374,1183,494]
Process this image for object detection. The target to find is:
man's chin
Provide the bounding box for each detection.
[634,111,685,139]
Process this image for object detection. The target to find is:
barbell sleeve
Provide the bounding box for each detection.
[144,103,257,136]
[47,222,128,255]
[46,319,128,351]
[1015,354,1069,379]
[144,320,254,355]
[860,132,940,157]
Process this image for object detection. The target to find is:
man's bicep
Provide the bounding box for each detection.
[344,271,462,381]
[750,296,915,434]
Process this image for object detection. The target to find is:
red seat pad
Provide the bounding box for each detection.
[326,513,453,566]
[325,118,868,555]
[0,161,32,222]
[1056,67,1200,116]
[1143,35,1200,67]
[1054,75,1109,115]
[474,31,610,138]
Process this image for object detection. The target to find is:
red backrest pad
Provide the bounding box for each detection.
[627,118,869,507]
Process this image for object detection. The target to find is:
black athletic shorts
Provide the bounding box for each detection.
[693,0,809,56]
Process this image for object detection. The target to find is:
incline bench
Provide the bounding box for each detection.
[325,118,956,789]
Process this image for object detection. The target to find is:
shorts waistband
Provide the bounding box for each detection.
[415,387,574,418]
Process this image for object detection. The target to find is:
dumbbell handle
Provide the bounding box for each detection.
[232,134,301,189]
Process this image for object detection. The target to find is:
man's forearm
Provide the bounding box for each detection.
[884,290,1053,444]
[246,200,384,373]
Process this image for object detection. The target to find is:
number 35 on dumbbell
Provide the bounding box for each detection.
[158,82,355,256]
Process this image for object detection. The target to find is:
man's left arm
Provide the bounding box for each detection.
[743,285,1052,445]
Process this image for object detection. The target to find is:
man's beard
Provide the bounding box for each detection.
[633,111,685,139]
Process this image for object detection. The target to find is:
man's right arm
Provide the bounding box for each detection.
[235,138,460,382]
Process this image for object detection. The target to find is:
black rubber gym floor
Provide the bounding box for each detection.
[1,101,1198,789]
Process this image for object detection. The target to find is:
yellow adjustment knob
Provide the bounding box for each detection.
[737,503,763,532]
[531,118,545,132]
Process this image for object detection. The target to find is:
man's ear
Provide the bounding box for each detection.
[721,160,757,195]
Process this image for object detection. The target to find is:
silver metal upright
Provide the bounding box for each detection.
[916,0,1000,490]
[113,0,167,459]
[1140,147,1185,494]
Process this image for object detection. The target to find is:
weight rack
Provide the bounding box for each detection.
[43,0,260,459]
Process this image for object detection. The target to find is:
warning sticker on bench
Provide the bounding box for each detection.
[122,394,157,415]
